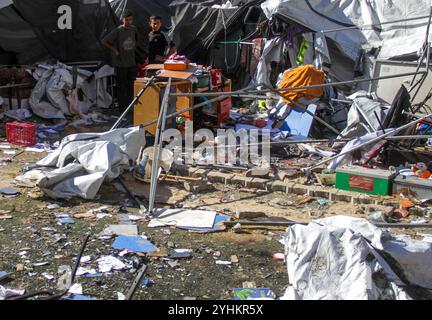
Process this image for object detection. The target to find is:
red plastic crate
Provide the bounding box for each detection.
[6,121,36,147]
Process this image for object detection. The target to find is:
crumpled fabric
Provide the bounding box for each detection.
[19,127,146,200]
[339,94,389,139]
[328,129,394,170]
[0,286,25,300]
[277,65,325,105]
[29,63,114,119]
[282,215,432,300]
[282,216,411,300]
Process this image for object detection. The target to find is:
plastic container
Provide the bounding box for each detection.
[336,165,395,195]
[164,60,188,71]
[6,121,36,146]
[211,69,222,86]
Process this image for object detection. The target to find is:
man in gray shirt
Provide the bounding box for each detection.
[102,10,139,122]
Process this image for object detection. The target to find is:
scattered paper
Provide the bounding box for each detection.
[216,260,232,265]
[112,235,157,253]
[76,267,100,277]
[117,292,126,300]
[42,272,55,280]
[99,225,138,238]
[96,213,112,219]
[128,215,145,221]
[97,256,126,273]
[80,256,91,264]
[25,147,45,153]
[149,209,217,229]
[56,214,75,225]
[68,283,83,295]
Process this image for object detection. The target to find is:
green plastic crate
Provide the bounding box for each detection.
[335,166,395,195]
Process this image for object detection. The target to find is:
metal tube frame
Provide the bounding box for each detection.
[148,78,172,214]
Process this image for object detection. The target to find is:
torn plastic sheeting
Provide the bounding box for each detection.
[382,234,432,290]
[0,286,25,300]
[327,129,394,170]
[339,95,389,139]
[315,216,384,250]
[298,144,336,158]
[112,235,158,253]
[149,209,217,229]
[282,219,410,300]
[261,0,431,61]
[28,127,146,200]
[29,64,98,119]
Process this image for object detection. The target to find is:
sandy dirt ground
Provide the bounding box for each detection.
[0,145,430,300]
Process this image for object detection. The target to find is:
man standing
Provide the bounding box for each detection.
[102,10,138,122]
[148,16,176,64]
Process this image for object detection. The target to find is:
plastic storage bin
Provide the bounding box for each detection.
[6,121,36,147]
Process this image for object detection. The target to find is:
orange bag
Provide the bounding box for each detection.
[277,65,325,105]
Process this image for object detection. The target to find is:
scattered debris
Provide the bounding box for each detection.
[99,225,138,238]
[234,288,275,300]
[0,286,25,300]
[230,255,239,264]
[97,256,127,273]
[68,283,83,295]
[112,235,158,253]
[149,209,217,229]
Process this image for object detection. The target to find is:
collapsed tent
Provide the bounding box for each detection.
[16,127,146,199]
[258,0,431,87]
[261,0,430,61]
[0,2,49,64]
[28,63,115,119]
[0,0,117,64]
[169,0,265,88]
[282,216,432,300]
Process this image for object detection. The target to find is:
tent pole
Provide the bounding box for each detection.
[148,78,172,215]
[321,15,431,33]
[409,7,432,95]
[170,71,427,98]
[110,75,156,131]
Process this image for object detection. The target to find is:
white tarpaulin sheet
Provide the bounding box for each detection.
[282,216,432,300]
[339,94,389,139]
[261,0,431,60]
[29,63,114,119]
[16,127,145,199]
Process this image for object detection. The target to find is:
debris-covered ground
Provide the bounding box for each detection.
[2,147,432,300]
[0,150,289,300]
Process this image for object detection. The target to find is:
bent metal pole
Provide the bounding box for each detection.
[148,77,172,214]
[169,71,427,98]
[110,76,157,131]
[304,113,432,174]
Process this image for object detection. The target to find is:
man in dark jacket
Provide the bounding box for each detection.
[102,10,138,121]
